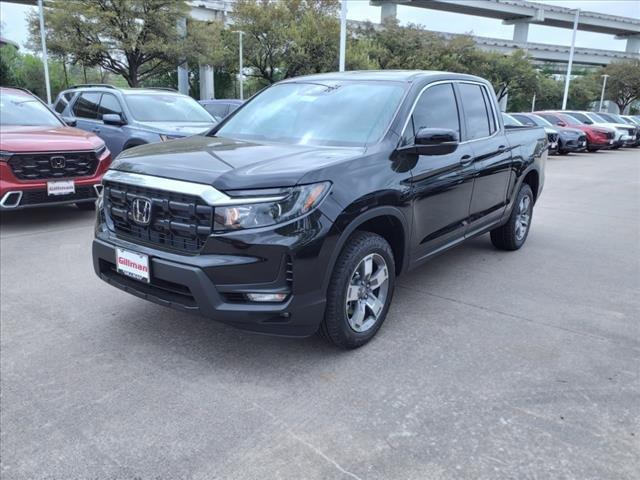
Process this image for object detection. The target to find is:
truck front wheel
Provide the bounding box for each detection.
[320,231,396,349]
[490,183,534,251]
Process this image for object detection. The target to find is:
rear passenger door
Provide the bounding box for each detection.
[457,82,512,234]
[71,92,102,135]
[407,82,476,263]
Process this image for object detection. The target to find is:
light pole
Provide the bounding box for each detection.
[599,74,609,112]
[561,9,580,110]
[37,0,51,104]
[233,30,245,100]
[339,0,347,71]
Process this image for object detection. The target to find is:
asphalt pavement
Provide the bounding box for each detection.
[1,148,639,479]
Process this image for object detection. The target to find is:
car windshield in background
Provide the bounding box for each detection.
[588,113,609,123]
[502,113,522,126]
[215,82,406,147]
[529,115,553,127]
[566,112,591,124]
[124,94,213,122]
[0,93,62,127]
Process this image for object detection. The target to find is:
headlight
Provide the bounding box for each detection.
[94,144,107,159]
[214,182,331,232]
[0,151,13,162]
[159,134,181,142]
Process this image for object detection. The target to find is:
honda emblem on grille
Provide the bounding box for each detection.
[131,197,152,226]
[50,156,66,169]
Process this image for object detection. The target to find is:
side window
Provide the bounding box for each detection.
[98,93,123,118]
[540,114,559,125]
[458,83,491,140]
[481,87,497,134]
[72,92,101,119]
[228,104,240,114]
[412,83,460,136]
[204,104,229,118]
[53,92,74,113]
[400,116,415,146]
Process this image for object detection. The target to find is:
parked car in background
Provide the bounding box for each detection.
[502,112,558,155]
[1,87,111,211]
[535,111,616,152]
[562,111,634,148]
[53,85,217,157]
[621,115,640,126]
[510,112,586,154]
[93,71,547,348]
[596,112,640,146]
[198,99,243,123]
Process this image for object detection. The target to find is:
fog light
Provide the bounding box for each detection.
[246,293,288,303]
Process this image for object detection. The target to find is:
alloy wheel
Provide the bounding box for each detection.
[345,253,389,333]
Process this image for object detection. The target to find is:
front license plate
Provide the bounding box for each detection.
[116,248,150,283]
[47,180,75,196]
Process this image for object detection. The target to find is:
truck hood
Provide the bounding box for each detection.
[133,122,215,137]
[0,125,104,153]
[110,135,365,191]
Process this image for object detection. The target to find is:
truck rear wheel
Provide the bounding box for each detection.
[320,231,395,349]
[490,183,533,251]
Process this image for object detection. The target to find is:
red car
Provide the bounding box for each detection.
[1,87,111,210]
[534,111,616,152]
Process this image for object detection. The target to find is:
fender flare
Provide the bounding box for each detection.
[123,139,147,150]
[320,205,411,294]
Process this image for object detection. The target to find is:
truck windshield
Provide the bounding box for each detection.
[215,82,406,147]
[125,94,213,123]
[0,92,62,127]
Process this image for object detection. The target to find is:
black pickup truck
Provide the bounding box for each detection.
[93,71,547,348]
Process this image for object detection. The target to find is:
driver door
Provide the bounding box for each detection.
[407,82,475,264]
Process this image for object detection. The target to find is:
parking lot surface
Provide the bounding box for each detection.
[1,149,639,479]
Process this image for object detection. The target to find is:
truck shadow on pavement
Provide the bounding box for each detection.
[110,235,498,372]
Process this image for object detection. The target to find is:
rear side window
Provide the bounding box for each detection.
[459,83,491,140]
[481,87,497,134]
[412,83,460,137]
[98,93,123,118]
[72,92,101,119]
[53,92,74,113]
[204,103,229,118]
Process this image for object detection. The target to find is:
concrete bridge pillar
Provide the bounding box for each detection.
[626,35,640,54]
[512,22,530,44]
[199,65,215,100]
[381,2,397,22]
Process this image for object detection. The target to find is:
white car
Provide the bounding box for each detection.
[564,111,635,147]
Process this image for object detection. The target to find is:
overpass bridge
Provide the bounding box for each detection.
[371,0,640,62]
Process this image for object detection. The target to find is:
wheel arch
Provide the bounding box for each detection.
[321,206,410,294]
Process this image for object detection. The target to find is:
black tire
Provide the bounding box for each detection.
[76,201,96,211]
[587,147,599,152]
[490,183,534,251]
[558,150,569,155]
[320,231,395,349]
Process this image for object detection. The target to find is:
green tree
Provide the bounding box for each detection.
[604,60,640,113]
[0,45,19,87]
[28,0,192,87]
[232,0,340,85]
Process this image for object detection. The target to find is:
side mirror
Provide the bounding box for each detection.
[413,127,459,155]
[556,120,566,127]
[62,116,77,127]
[103,113,126,126]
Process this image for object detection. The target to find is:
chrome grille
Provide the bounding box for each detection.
[104,181,214,253]
[8,151,98,180]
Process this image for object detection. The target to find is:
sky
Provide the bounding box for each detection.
[1,0,639,52]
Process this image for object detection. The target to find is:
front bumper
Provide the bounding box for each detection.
[92,210,337,337]
[559,136,587,152]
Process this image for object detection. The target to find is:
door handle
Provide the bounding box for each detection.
[460,154,473,166]
[497,145,507,154]
[92,127,100,132]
